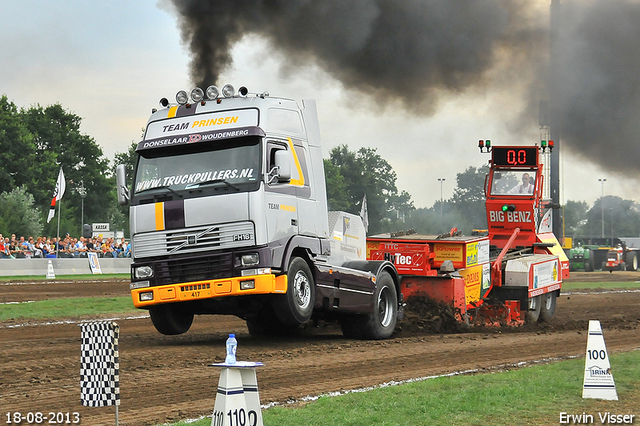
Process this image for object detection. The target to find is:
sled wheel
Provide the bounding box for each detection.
[538,291,557,323]
[525,295,542,324]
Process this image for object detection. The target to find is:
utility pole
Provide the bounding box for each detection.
[438,178,445,217]
[598,178,606,238]
[549,0,562,240]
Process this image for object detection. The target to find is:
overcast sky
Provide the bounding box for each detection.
[1,0,637,210]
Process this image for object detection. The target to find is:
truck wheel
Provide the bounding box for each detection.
[274,257,315,326]
[149,304,194,335]
[538,291,557,322]
[625,252,638,271]
[525,295,542,324]
[341,271,397,340]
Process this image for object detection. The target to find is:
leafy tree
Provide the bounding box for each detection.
[323,159,350,211]
[326,145,414,234]
[0,186,43,238]
[563,200,589,237]
[583,196,640,239]
[114,141,138,181]
[0,96,44,198]
[112,141,139,237]
[20,103,114,236]
[448,165,490,233]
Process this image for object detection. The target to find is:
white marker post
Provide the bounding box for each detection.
[210,361,264,426]
[582,320,618,400]
[46,259,56,279]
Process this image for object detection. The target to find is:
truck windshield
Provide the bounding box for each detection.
[133,137,261,196]
[490,170,536,196]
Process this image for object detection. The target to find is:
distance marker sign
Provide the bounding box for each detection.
[582,320,618,400]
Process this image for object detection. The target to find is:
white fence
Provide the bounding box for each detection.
[0,258,131,276]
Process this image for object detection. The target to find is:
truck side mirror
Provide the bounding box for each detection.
[116,164,130,206]
[273,150,292,183]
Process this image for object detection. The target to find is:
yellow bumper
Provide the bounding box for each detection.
[131,273,287,308]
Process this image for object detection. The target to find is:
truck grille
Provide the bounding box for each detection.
[133,222,255,259]
[154,253,233,286]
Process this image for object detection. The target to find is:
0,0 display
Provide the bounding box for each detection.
[492,147,537,166]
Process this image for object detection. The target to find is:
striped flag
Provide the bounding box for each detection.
[47,168,66,223]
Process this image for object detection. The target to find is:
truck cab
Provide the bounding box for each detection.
[117,85,399,339]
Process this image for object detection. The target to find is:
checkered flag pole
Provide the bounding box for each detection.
[80,322,120,408]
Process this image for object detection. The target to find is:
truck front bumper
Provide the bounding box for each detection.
[130,273,287,308]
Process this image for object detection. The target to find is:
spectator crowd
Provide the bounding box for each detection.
[0,232,130,259]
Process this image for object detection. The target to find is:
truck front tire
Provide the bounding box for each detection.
[274,257,315,326]
[149,304,194,335]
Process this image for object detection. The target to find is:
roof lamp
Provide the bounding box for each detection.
[238,86,248,97]
[191,87,204,102]
[176,90,188,105]
[206,85,219,100]
[485,139,491,148]
[478,140,485,148]
[222,84,235,98]
[159,98,169,108]
[541,140,547,147]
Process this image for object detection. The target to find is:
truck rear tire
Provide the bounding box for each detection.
[525,295,542,324]
[274,257,315,326]
[149,304,194,335]
[341,271,397,340]
[538,291,557,322]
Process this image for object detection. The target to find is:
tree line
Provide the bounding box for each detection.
[1,96,638,241]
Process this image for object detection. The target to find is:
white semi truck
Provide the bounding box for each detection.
[117,85,401,339]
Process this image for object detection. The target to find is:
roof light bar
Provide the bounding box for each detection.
[222,84,235,98]
[176,90,188,105]
[191,87,204,102]
[206,85,219,100]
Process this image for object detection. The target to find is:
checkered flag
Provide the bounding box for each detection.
[80,322,120,407]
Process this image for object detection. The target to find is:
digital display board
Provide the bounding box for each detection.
[492,147,538,166]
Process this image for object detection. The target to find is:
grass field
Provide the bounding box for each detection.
[0,296,137,321]
[165,350,640,426]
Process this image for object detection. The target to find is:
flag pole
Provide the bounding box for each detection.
[56,199,61,258]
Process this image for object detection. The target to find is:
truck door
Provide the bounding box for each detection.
[265,141,299,245]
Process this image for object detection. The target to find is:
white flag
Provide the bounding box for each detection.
[47,168,66,223]
[359,194,369,232]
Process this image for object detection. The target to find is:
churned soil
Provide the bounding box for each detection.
[1,272,639,425]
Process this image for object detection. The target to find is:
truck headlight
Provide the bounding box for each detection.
[139,291,154,301]
[134,265,153,279]
[240,253,259,267]
[130,280,150,290]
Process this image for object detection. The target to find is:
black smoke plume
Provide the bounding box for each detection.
[167,0,640,178]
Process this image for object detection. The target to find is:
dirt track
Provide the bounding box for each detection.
[1,272,640,426]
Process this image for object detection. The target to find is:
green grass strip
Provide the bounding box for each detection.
[166,350,640,426]
[0,296,137,321]
[0,274,130,281]
[561,280,640,291]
